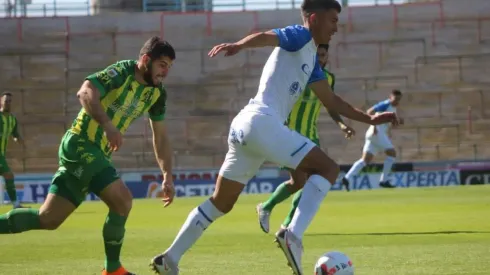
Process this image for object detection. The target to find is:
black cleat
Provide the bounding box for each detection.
[341,177,351,192]
[380,180,396,188]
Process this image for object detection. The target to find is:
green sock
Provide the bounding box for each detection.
[103,212,128,272]
[282,190,303,227]
[262,181,294,212]
[0,208,41,234]
[5,179,17,205]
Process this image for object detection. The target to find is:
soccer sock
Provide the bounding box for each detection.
[345,159,366,182]
[380,156,396,182]
[282,189,302,227]
[166,199,224,264]
[262,181,293,212]
[0,208,41,234]
[288,175,331,239]
[5,179,18,206]
[103,212,128,272]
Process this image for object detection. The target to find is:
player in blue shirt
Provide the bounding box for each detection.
[342,90,403,189]
[150,1,397,274]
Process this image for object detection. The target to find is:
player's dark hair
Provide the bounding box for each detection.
[301,0,342,16]
[392,89,402,96]
[1,92,12,97]
[140,36,176,60]
[318,44,329,51]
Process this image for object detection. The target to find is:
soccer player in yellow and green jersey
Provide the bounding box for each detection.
[0,36,178,275]
[257,44,356,234]
[0,92,25,209]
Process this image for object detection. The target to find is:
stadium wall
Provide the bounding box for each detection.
[2,160,489,204]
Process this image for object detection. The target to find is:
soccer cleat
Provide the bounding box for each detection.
[256,203,271,233]
[275,229,304,275]
[341,177,351,192]
[101,267,136,275]
[150,253,179,275]
[379,181,395,188]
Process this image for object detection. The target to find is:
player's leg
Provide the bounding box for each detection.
[151,115,264,274]
[379,134,397,188]
[256,169,301,233]
[342,139,376,191]
[0,170,79,233]
[281,170,308,229]
[0,156,22,208]
[95,173,133,275]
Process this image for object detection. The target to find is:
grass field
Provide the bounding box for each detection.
[1,185,490,275]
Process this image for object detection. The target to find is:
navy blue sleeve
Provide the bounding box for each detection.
[308,59,327,84]
[372,100,391,112]
[272,25,312,52]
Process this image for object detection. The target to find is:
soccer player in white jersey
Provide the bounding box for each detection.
[342,90,403,190]
[150,0,397,274]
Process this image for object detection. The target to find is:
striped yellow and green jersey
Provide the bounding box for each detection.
[286,69,335,141]
[69,60,167,157]
[0,113,19,156]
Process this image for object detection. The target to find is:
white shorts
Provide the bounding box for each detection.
[363,132,394,155]
[219,111,316,184]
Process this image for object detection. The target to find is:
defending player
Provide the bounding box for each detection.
[256,43,355,235]
[0,92,25,208]
[150,1,397,274]
[342,90,403,189]
[0,37,177,275]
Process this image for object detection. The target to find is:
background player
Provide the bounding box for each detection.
[0,92,25,209]
[342,89,403,189]
[150,1,397,274]
[0,37,176,275]
[256,43,355,235]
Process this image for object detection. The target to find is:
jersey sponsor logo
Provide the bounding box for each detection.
[109,98,144,120]
[229,127,246,146]
[301,64,311,75]
[107,68,118,78]
[289,81,300,96]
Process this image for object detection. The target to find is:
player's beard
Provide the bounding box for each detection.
[144,67,156,87]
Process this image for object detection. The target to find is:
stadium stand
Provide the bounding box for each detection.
[0,0,489,172]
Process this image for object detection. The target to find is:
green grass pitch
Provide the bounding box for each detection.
[1,185,490,275]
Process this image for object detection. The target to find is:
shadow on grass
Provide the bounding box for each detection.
[307,231,490,236]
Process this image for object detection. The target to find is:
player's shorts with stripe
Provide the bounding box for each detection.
[363,131,394,154]
[49,132,120,207]
[219,111,317,184]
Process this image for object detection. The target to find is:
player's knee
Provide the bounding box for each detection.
[362,153,373,164]
[298,147,339,184]
[109,194,133,217]
[210,194,237,214]
[385,149,396,157]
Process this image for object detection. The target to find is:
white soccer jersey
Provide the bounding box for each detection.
[366,99,397,137]
[242,25,326,122]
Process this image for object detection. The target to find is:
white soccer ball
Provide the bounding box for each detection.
[314,251,354,275]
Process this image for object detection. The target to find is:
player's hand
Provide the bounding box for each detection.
[208,43,243,57]
[102,122,123,152]
[161,177,175,207]
[369,112,399,126]
[340,124,355,139]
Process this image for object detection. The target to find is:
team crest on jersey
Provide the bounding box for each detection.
[289,81,300,96]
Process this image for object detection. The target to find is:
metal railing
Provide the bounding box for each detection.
[1,0,433,17]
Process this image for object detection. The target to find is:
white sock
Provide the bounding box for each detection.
[345,159,366,182]
[288,175,331,239]
[380,156,396,182]
[165,199,224,263]
[12,200,19,207]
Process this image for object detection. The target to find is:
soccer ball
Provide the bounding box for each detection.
[314,251,354,275]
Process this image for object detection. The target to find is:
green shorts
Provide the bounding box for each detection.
[49,132,120,207]
[0,155,11,174]
[280,137,320,171]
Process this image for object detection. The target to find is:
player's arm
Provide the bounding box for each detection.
[209,25,310,57]
[11,118,23,145]
[77,81,112,126]
[148,94,175,206]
